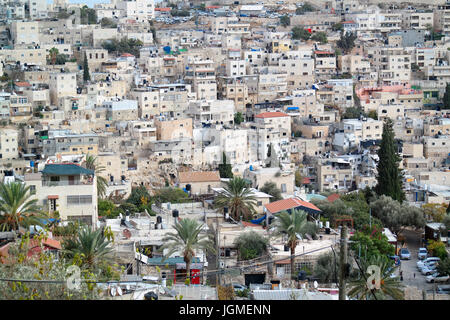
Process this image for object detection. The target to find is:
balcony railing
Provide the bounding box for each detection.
[42,180,94,187]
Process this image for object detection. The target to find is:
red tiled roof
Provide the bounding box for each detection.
[14,81,31,87]
[327,193,340,203]
[29,238,62,250]
[155,7,171,11]
[276,259,290,265]
[342,21,356,24]
[264,197,321,214]
[314,50,334,55]
[121,53,135,57]
[206,6,221,9]
[242,221,263,228]
[255,111,289,119]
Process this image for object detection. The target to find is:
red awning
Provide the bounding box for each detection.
[48,195,59,199]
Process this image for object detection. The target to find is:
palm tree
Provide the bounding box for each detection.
[348,255,404,300]
[48,47,59,66]
[63,227,114,269]
[0,182,44,231]
[271,209,308,280]
[83,154,108,198]
[160,218,214,284]
[214,177,257,221]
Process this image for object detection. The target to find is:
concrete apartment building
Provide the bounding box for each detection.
[370,47,411,85]
[423,136,450,166]
[10,21,39,46]
[23,164,98,226]
[0,128,19,161]
[43,130,99,157]
[103,99,138,121]
[185,100,235,125]
[155,118,193,141]
[243,166,295,195]
[424,117,450,136]
[49,72,77,105]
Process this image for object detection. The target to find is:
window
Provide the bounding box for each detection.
[29,185,36,195]
[67,195,92,206]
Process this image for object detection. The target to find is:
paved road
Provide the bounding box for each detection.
[396,229,434,292]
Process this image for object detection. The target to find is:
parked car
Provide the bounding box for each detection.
[418,248,428,260]
[417,257,440,270]
[426,273,450,283]
[399,248,411,260]
[437,285,450,294]
[421,262,438,275]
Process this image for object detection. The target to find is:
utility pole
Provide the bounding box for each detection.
[339,226,348,301]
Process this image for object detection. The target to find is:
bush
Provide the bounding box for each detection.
[235,231,268,261]
[155,187,189,204]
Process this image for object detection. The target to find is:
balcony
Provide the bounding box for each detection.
[42,180,94,187]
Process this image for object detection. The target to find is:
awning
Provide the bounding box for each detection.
[286,107,299,110]
[48,195,59,199]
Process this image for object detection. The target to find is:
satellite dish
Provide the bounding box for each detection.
[119,213,123,219]
[117,286,123,296]
[110,286,117,297]
[314,281,318,289]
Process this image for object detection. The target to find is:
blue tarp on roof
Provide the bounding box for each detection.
[251,214,266,225]
[286,107,299,110]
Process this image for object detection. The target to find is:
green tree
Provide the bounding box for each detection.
[337,31,357,54]
[98,199,121,218]
[296,2,316,14]
[311,32,327,44]
[348,255,404,300]
[63,227,114,270]
[80,5,97,25]
[291,26,310,40]
[100,17,117,28]
[370,195,425,243]
[314,252,338,283]
[234,112,244,125]
[271,209,308,280]
[234,231,268,261]
[350,225,395,259]
[214,177,257,221]
[367,110,378,120]
[427,240,448,260]
[280,15,290,27]
[260,181,282,202]
[332,22,343,32]
[160,218,214,285]
[155,187,189,204]
[375,119,405,202]
[218,152,233,179]
[83,52,90,82]
[443,83,450,109]
[83,154,107,198]
[0,182,44,231]
[48,47,59,66]
[127,185,151,206]
[102,38,143,57]
[0,234,102,299]
[437,258,450,276]
[295,170,302,187]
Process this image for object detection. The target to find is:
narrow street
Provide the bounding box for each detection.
[396,229,434,292]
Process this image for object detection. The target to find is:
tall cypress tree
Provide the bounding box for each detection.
[218,152,233,178]
[375,118,405,202]
[83,53,90,82]
[443,83,450,109]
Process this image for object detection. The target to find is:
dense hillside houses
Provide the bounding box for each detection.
[0,0,449,301]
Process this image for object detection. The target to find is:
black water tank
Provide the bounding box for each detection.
[284,245,289,252]
[225,248,231,257]
[223,207,228,214]
[172,210,179,218]
[156,216,162,224]
[185,184,191,191]
[161,272,166,279]
[144,292,158,300]
[325,228,330,234]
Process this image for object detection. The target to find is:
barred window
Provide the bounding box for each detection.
[67,195,92,206]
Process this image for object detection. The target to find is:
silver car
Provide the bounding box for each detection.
[418,248,428,260]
